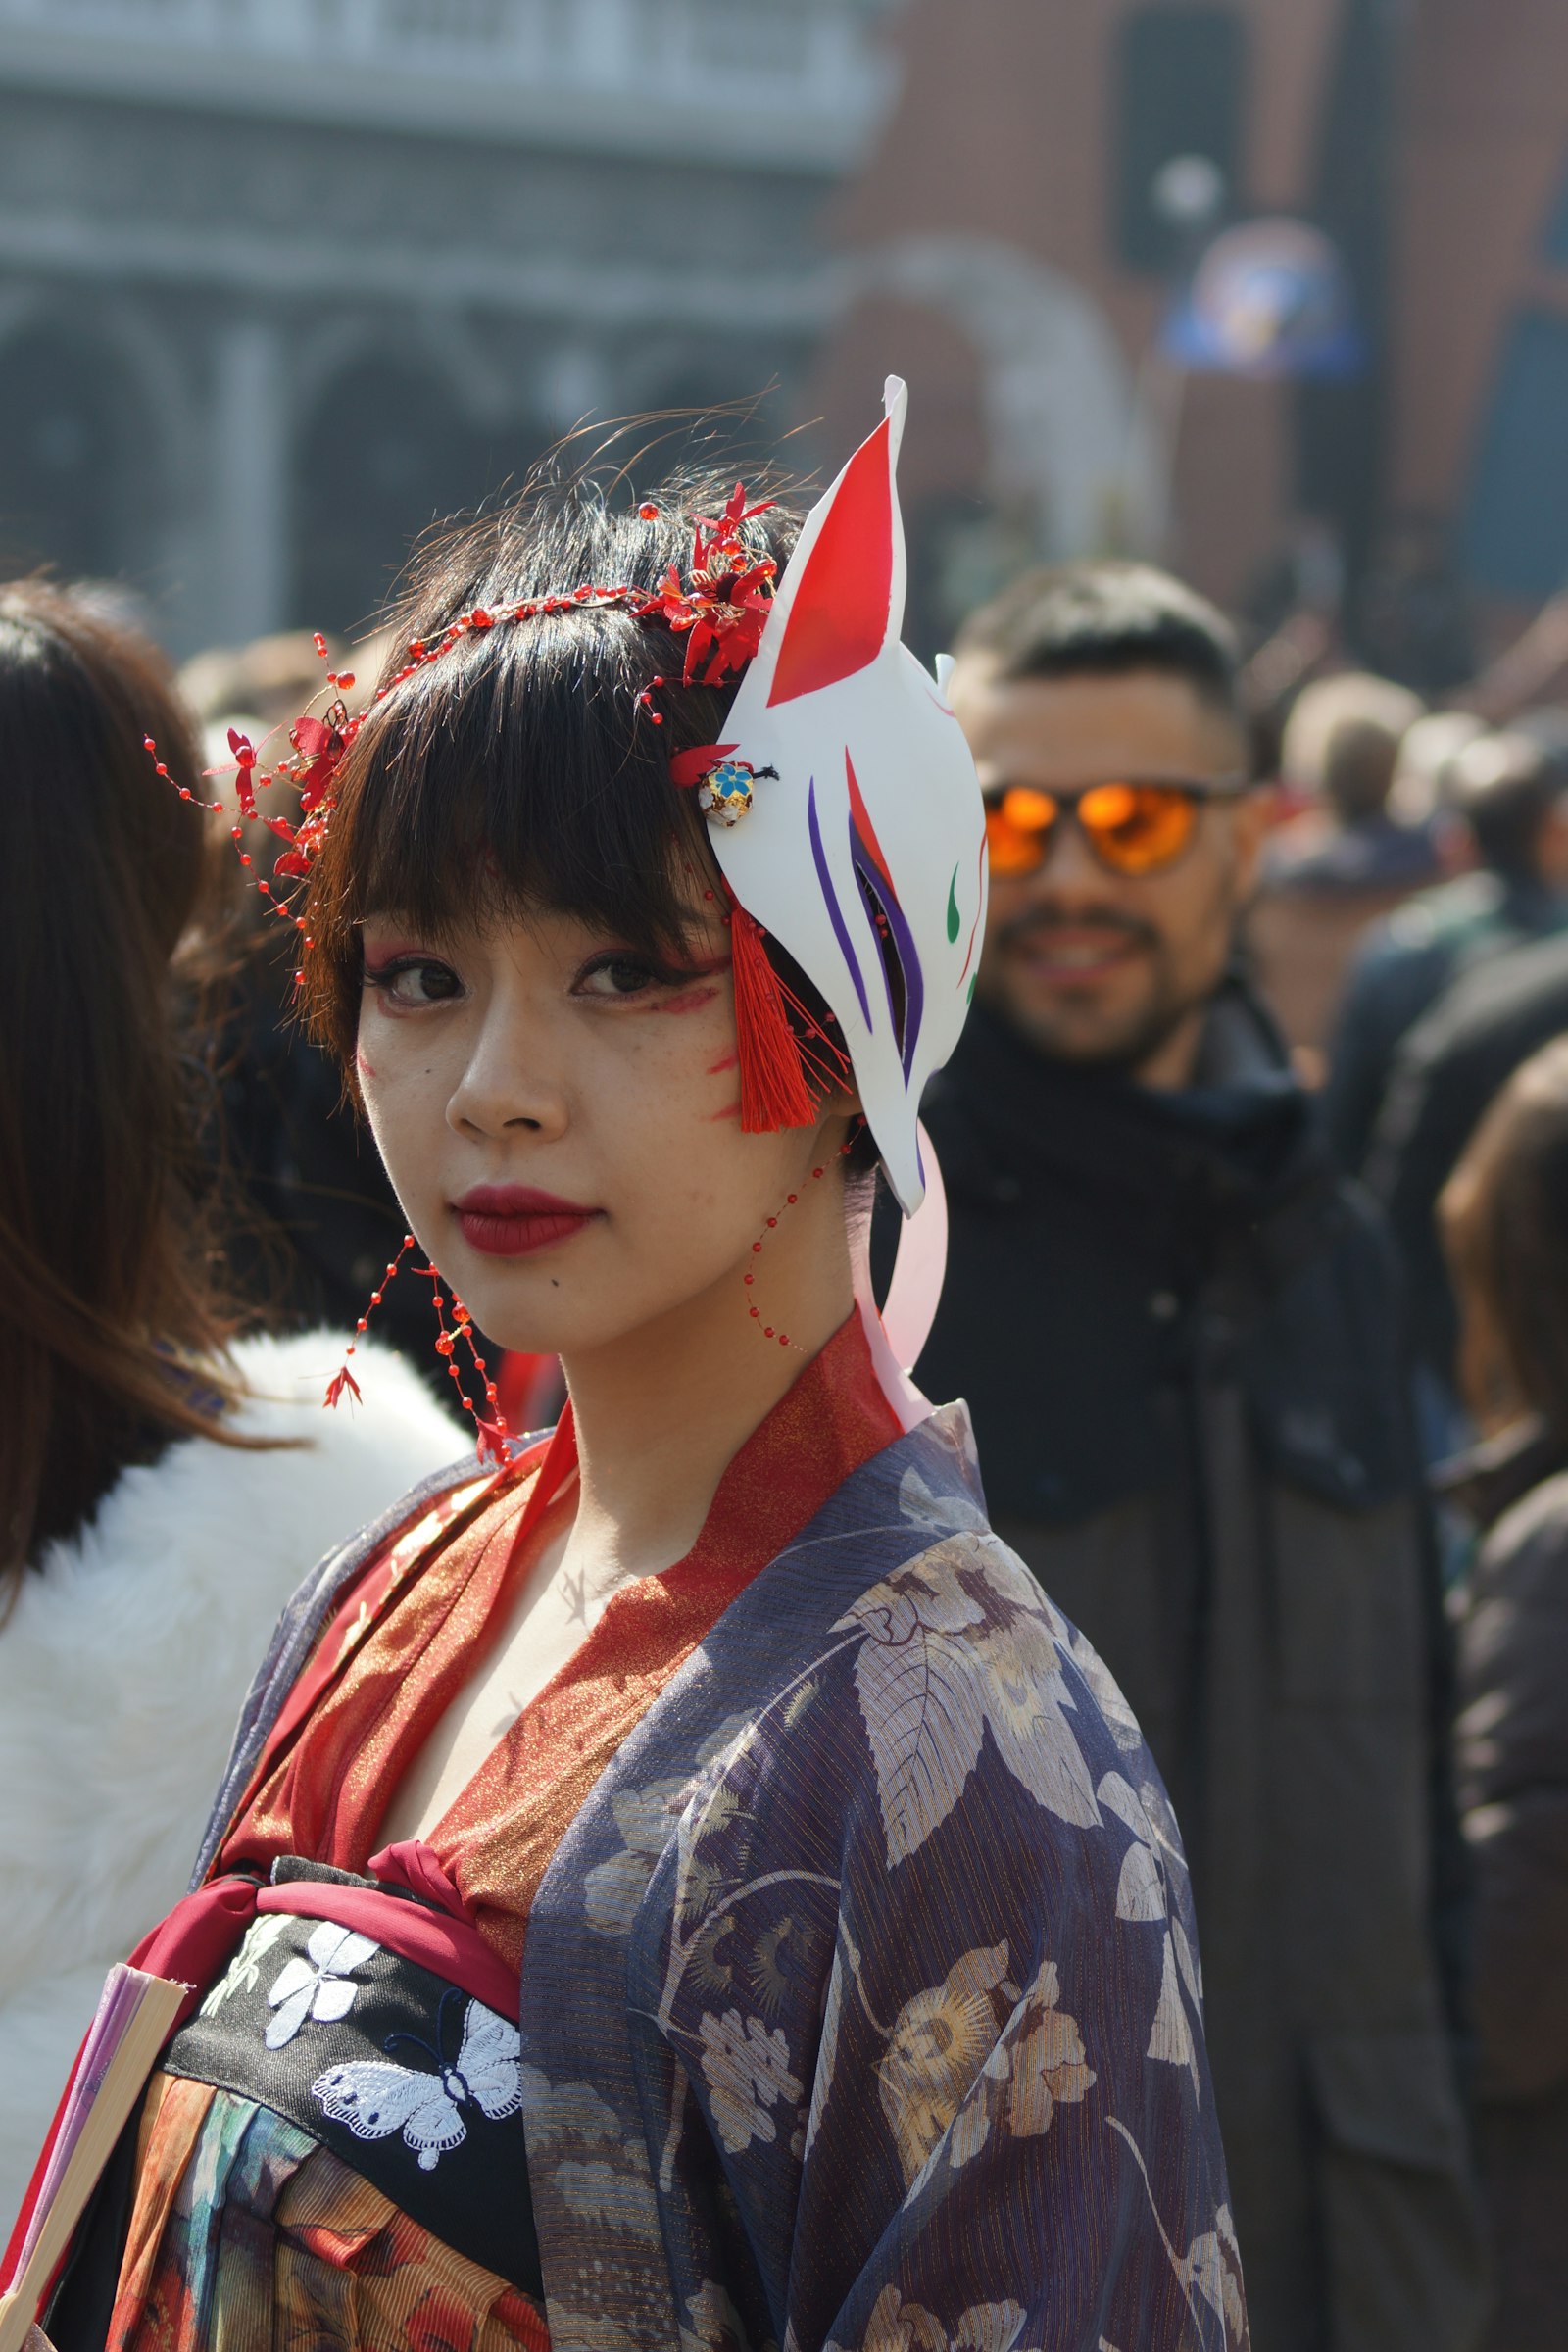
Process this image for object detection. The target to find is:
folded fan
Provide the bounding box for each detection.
[0,1965,187,2352]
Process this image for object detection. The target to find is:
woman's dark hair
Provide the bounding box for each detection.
[301,465,806,1067]
[1442,1035,1568,1438]
[0,581,253,1587]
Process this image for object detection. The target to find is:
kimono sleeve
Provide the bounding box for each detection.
[659,1531,1249,2352]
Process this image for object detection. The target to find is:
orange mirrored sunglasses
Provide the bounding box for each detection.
[984,777,1249,879]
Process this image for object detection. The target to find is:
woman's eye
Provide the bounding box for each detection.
[575,953,664,999]
[364,957,464,1007]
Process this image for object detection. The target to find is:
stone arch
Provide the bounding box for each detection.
[0,296,180,589]
[841,233,1167,562]
[292,337,541,633]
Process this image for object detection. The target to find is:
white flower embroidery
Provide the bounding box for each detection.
[697,2007,803,2153]
[199,1913,292,2018]
[1177,2205,1247,2343]
[265,1921,378,2049]
[1109,2120,1248,2348]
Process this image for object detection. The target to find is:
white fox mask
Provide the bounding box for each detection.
[711,377,987,1214]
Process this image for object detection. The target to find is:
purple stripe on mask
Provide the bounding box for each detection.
[809,776,872,1030]
[851,820,925,1084]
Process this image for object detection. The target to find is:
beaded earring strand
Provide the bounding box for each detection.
[742,1131,859,1352]
[322,1234,512,1465]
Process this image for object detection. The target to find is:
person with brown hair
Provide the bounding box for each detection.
[1441,1036,1568,2351]
[0,582,461,2225]
[1249,669,1436,1056]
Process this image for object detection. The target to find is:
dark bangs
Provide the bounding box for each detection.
[303,465,803,1064]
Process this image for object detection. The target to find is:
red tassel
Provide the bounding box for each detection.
[324,1364,363,1410]
[729,901,817,1132]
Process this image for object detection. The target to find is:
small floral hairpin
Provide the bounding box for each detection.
[635,481,778,695]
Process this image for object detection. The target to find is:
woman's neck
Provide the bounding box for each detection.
[555,1183,855,1594]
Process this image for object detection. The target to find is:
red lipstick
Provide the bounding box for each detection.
[452,1184,602,1258]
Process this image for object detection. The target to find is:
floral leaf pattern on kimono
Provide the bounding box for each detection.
[833,2287,1046,2352]
[679,2280,754,2352]
[518,2064,662,2241]
[698,2009,804,2154]
[584,1776,696,1938]
[948,1959,1096,2175]
[877,1941,1011,2185]
[1108,2118,1248,2349]
[834,1534,1102,1868]
[1099,1770,1203,2091]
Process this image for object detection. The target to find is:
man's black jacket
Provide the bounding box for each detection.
[902,990,1485,2352]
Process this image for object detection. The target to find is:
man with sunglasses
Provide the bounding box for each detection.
[909,563,1484,2352]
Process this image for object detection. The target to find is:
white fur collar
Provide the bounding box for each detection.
[0,1329,466,2225]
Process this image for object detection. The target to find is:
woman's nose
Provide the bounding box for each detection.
[446,1003,569,1140]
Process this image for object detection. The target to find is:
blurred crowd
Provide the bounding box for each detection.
[8,510,1568,2351]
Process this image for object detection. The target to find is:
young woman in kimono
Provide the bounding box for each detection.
[15,385,1247,2352]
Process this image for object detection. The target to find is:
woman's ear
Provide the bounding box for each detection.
[817,1091,865,1152]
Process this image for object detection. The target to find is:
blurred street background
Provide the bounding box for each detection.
[3,0,1564,679]
[0,0,1560,683]
[17,16,1568,2339]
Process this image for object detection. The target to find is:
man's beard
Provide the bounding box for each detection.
[988,905,1205,1077]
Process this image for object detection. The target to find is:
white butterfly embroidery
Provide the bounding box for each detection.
[266,1922,379,2049]
[311,1991,523,2172]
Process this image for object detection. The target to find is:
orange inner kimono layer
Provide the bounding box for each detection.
[221,1311,901,1971]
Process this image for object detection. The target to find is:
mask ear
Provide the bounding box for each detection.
[765,396,903,708]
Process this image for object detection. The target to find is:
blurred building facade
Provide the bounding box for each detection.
[817,0,1568,676]
[0,0,894,650]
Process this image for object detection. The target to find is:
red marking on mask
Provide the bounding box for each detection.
[708,1099,743,1122]
[845,749,895,890]
[707,1048,740,1076]
[767,416,893,706]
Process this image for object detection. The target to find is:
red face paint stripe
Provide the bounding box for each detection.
[652,983,723,1015]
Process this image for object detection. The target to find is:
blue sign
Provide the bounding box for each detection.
[1163,218,1364,379]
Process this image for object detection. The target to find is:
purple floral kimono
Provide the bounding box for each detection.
[188,1402,1248,2352]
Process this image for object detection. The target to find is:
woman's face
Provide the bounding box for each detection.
[356,900,851,1359]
